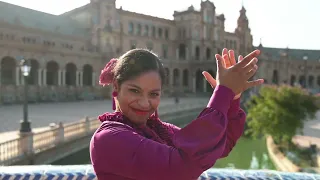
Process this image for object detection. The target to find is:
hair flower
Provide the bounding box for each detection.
[99,58,118,86]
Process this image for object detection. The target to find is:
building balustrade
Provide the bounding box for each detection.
[0,101,206,166]
[0,85,104,104]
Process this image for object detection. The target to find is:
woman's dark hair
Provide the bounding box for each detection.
[113,49,166,86]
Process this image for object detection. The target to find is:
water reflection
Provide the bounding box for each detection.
[223,152,271,170]
[249,152,260,169]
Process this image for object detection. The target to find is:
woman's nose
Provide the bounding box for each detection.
[138,97,151,109]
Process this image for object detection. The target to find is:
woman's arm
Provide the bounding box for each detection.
[220,98,246,158]
[91,85,234,180]
[164,94,246,159]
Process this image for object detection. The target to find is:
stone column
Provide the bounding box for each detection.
[76,71,80,86]
[37,69,42,86]
[43,69,47,86]
[15,67,20,86]
[180,72,183,87]
[80,71,83,86]
[58,70,62,86]
[61,70,66,86]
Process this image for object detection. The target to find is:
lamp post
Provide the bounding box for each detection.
[303,55,308,88]
[19,59,31,133]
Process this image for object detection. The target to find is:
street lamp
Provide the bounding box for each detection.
[303,55,308,88]
[19,59,32,133]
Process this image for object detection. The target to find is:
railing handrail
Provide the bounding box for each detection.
[0,100,207,165]
[0,165,319,179]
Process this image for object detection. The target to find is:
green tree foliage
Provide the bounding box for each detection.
[245,85,319,145]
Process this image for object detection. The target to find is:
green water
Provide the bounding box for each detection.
[214,137,275,170]
[52,113,275,170]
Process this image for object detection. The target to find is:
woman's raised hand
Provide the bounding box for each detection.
[203,48,244,99]
[216,49,264,95]
[203,49,264,95]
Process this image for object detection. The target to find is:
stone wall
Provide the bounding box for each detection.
[266,136,301,172]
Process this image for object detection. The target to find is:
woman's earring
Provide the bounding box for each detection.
[112,91,118,110]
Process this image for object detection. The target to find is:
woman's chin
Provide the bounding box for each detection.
[126,112,151,125]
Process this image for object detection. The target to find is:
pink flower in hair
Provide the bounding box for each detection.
[99,58,118,86]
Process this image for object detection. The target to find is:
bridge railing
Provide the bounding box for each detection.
[0,100,207,166]
[0,165,319,180]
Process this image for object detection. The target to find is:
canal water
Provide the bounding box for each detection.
[52,111,275,170]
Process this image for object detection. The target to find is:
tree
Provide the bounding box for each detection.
[245,84,319,145]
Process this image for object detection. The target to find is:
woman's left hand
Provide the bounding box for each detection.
[202,48,243,100]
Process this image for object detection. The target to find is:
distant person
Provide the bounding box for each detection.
[90,48,264,180]
[174,91,179,104]
[174,95,179,104]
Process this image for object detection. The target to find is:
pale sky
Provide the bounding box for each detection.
[2,0,319,50]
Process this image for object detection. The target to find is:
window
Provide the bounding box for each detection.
[206,48,211,60]
[158,28,162,38]
[152,26,156,37]
[162,44,168,59]
[144,25,149,36]
[164,29,169,39]
[128,22,134,34]
[182,29,186,38]
[137,24,141,35]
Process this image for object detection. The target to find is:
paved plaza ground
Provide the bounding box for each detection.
[0,97,207,133]
[293,111,320,148]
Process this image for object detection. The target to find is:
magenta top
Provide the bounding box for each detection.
[90,85,246,180]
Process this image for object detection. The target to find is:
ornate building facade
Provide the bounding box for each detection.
[0,0,319,104]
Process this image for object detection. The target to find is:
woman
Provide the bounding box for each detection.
[90,48,264,180]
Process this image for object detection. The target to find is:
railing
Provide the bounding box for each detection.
[0,165,319,180]
[0,100,207,166]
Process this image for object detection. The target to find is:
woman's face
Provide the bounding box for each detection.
[115,71,162,125]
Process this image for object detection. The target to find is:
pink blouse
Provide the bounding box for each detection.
[90,85,246,180]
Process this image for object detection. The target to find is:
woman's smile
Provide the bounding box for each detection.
[130,107,150,115]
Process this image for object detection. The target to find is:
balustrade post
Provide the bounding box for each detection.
[18,132,33,158]
[85,116,90,134]
[57,122,64,144]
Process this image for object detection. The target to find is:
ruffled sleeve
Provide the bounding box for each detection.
[90,85,235,180]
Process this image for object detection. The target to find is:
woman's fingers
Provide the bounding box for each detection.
[222,48,231,68]
[229,50,236,65]
[202,71,217,87]
[235,50,260,68]
[246,79,264,90]
[243,58,258,73]
[245,65,258,79]
[238,55,243,62]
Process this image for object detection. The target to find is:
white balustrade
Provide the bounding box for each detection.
[0,100,207,165]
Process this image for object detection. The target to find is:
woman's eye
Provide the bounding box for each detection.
[129,89,139,93]
[150,92,160,97]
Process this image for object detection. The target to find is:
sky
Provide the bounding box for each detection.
[1,0,319,50]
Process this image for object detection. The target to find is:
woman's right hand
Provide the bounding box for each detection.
[215,50,264,95]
